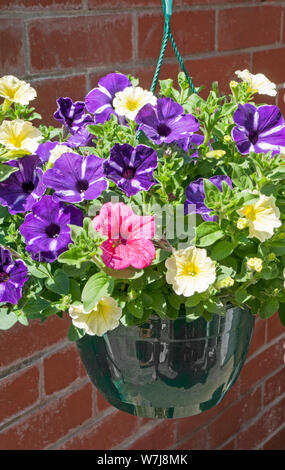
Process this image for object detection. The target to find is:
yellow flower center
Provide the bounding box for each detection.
[181,262,200,277]
[125,96,141,112]
[242,205,257,221]
[3,83,20,100]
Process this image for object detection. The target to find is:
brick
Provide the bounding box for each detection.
[138,10,215,61]
[0,366,39,424]
[219,439,236,450]
[31,74,87,125]
[0,0,82,9]
[253,48,285,86]
[180,0,248,4]
[0,314,70,371]
[44,344,86,396]
[176,427,207,450]
[184,53,251,96]
[0,19,25,75]
[60,410,140,449]
[237,399,285,450]
[267,311,285,342]
[0,383,93,450]
[208,387,262,449]
[28,15,133,73]
[264,368,285,406]
[127,420,176,450]
[88,0,161,6]
[218,6,281,51]
[247,318,266,357]
[239,338,285,395]
[263,426,285,450]
[96,390,113,413]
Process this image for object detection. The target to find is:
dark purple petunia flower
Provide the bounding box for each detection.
[232,103,285,156]
[0,155,46,214]
[177,133,204,155]
[67,125,95,148]
[43,153,107,203]
[103,143,158,197]
[0,247,28,304]
[184,175,232,221]
[135,97,200,146]
[85,73,132,124]
[36,141,74,163]
[54,97,92,133]
[20,195,83,263]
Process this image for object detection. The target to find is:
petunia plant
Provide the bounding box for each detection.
[0,70,284,338]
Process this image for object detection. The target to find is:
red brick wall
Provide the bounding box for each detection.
[0,0,285,451]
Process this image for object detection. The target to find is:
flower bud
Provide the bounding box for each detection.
[247,257,263,272]
[237,218,249,230]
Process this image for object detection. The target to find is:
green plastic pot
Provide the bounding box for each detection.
[77,305,254,419]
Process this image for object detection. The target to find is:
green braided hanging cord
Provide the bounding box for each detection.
[149,0,196,95]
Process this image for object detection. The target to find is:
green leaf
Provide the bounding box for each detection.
[22,296,51,316]
[268,240,285,256]
[69,279,82,302]
[197,230,224,247]
[45,269,69,295]
[278,303,285,327]
[260,298,279,319]
[68,323,85,341]
[0,162,18,182]
[151,293,167,317]
[234,288,252,304]
[0,309,18,330]
[203,179,222,206]
[211,241,234,261]
[168,293,182,310]
[151,249,170,265]
[185,293,202,307]
[196,221,221,238]
[28,264,51,279]
[128,299,144,319]
[82,272,114,311]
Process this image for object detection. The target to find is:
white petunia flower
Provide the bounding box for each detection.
[235,70,277,97]
[165,246,216,297]
[0,119,42,153]
[0,75,37,105]
[113,86,157,120]
[69,297,122,336]
[237,194,281,242]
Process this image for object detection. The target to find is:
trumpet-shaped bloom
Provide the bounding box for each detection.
[165,246,216,297]
[69,297,122,336]
[237,194,281,242]
[85,73,131,124]
[113,86,157,120]
[0,119,42,154]
[93,202,155,270]
[103,143,158,197]
[235,70,277,97]
[43,152,107,203]
[0,247,28,304]
[184,176,232,221]
[54,97,92,133]
[136,97,200,146]
[0,75,36,105]
[232,104,285,156]
[20,195,83,263]
[0,155,46,214]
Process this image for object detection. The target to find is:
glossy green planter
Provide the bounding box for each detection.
[77,305,254,419]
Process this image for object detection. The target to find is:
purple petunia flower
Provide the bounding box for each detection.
[54,97,92,133]
[85,73,132,124]
[135,97,200,146]
[43,153,107,203]
[67,125,95,148]
[184,175,232,221]
[103,143,158,197]
[177,133,204,155]
[20,195,83,263]
[0,247,28,304]
[232,103,285,156]
[0,155,46,214]
[36,141,71,163]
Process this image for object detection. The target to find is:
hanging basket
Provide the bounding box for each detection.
[77,305,254,419]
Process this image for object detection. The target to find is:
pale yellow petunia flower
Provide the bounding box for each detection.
[113,86,157,120]
[0,75,37,106]
[235,70,277,97]
[69,297,122,336]
[0,119,42,154]
[165,246,216,297]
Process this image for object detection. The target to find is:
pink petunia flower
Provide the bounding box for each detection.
[92,202,156,270]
